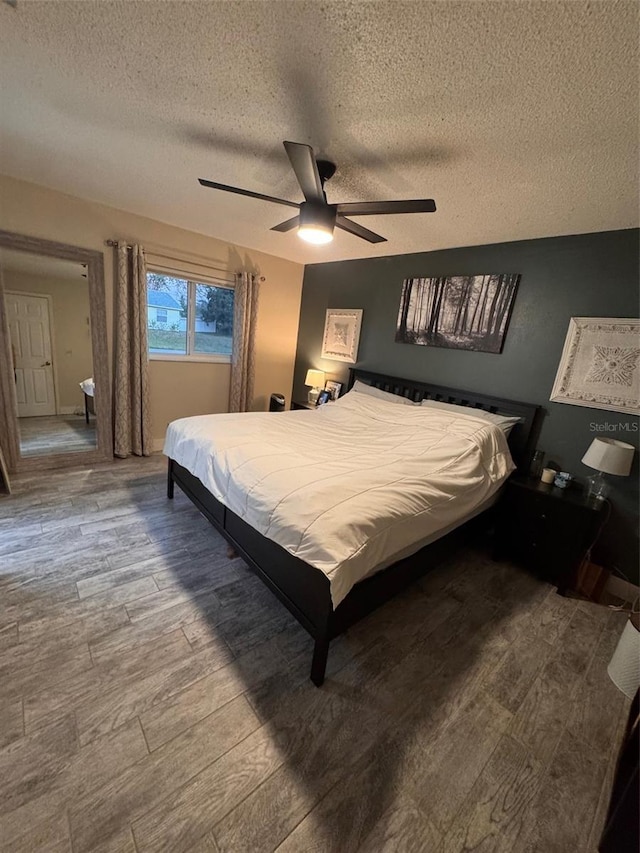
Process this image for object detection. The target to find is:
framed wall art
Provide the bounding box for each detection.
[549,317,640,415]
[321,309,363,363]
[395,273,520,354]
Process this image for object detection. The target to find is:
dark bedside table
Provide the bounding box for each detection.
[291,400,316,410]
[494,476,606,594]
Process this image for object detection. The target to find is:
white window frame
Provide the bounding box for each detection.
[147,269,234,364]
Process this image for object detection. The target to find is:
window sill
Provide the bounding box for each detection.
[149,354,231,364]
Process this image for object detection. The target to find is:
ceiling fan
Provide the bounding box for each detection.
[199,141,436,245]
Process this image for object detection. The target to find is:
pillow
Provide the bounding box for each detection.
[420,399,522,433]
[352,379,417,406]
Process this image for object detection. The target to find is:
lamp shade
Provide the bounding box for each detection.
[304,369,325,388]
[581,437,635,476]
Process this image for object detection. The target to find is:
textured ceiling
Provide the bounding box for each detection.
[1,1,638,264]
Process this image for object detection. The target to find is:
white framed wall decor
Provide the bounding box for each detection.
[550,317,640,415]
[321,309,363,363]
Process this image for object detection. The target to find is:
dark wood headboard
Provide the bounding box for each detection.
[347,368,542,472]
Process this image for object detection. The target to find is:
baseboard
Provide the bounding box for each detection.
[58,406,82,415]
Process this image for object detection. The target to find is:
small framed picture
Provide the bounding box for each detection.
[324,380,343,401]
[316,389,332,406]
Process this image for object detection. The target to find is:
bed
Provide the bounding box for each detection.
[165,368,541,685]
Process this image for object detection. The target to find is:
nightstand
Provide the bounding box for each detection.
[291,400,316,411]
[494,476,606,594]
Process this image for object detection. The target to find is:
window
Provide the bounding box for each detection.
[146,271,234,361]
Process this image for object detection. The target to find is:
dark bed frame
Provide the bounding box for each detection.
[167,368,541,685]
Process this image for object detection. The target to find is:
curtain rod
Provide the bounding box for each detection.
[104,240,265,281]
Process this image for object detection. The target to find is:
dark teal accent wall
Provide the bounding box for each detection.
[292,229,640,584]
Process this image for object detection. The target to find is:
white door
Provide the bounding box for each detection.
[5,292,56,417]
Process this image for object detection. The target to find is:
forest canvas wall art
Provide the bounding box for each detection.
[395,273,520,353]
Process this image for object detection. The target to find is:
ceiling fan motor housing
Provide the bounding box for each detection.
[299,201,337,231]
[316,159,337,185]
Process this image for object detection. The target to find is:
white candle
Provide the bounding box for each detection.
[541,468,555,484]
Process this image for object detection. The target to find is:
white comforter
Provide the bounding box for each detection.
[164,392,515,607]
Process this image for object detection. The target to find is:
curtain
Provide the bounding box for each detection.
[229,271,259,413]
[114,243,152,457]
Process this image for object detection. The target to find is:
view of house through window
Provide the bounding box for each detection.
[146,272,234,358]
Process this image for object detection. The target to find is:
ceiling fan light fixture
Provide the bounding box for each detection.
[297,202,335,245]
[298,224,334,245]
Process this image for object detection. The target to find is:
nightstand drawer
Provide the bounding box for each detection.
[504,503,584,539]
[506,488,576,523]
[501,501,551,541]
[509,537,580,584]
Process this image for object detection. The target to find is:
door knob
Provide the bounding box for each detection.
[41,361,51,367]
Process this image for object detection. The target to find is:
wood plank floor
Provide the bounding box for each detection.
[0,454,630,852]
[19,415,96,457]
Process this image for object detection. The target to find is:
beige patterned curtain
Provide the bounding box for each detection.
[114,243,152,457]
[229,271,259,413]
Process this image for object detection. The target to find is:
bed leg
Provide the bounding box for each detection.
[310,635,330,687]
[167,459,174,499]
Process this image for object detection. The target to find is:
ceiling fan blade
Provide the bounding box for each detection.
[283,141,325,203]
[270,216,300,233]
[336,216,387,244]
[336,199,436,216]
[198,179,298,209]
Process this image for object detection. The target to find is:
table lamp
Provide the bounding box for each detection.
[304,369,325,405]
[581,437,635,500]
